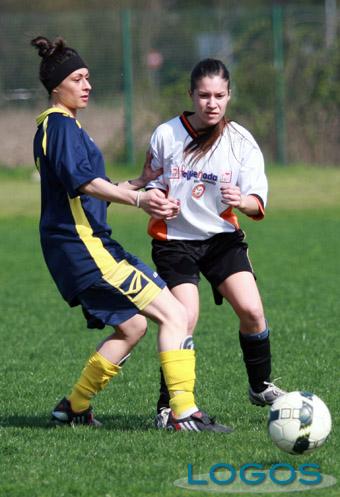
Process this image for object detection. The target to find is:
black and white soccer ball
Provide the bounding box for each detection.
[268,391,332,455]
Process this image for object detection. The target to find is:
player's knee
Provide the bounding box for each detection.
[240,304,265,328]
[126,327,147,347]
[135,324,147,340]
[116,315,147,344]
[132,319,148,342]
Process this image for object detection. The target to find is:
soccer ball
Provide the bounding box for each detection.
[268,391,332,455]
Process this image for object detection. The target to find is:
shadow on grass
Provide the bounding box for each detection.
[0,413,154,431]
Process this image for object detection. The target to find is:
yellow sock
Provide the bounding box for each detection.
[159,349,197,418]
[68,351,120,412]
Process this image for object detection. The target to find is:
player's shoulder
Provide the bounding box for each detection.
[49,112,82,131]
[37,109,81,132]
[226,121,259,148]
[152,115,181,137]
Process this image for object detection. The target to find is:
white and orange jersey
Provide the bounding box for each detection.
[147,112,268,241]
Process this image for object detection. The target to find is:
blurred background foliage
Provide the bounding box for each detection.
[0,0,339,166]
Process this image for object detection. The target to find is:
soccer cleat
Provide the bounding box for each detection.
[166,410,233,433]
[154,407,171,429]
[51,397,102,427]
[249,380,286,407]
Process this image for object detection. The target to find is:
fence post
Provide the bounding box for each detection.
[121,9,135,165]
[325,0,337,48]
[272,0,287,164]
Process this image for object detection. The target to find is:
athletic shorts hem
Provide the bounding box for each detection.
[78,269,166,329]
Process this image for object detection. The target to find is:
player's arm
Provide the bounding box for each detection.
[220,186,264,217]
[80,178,179,219]
[222,136,267,220]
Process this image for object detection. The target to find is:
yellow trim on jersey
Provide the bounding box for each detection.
[37,108,83,157]
[36,108,76,157]
[36,107,76,126]
[68,196,161,309]
[69,196,116,275]
[42,116,48,156]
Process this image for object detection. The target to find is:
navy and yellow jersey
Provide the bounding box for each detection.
[33,108,164,309]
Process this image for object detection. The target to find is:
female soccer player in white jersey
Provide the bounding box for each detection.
[31,37,231,432]
[146,58,286,428]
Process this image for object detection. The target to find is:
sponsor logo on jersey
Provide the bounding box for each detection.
[182,170,218,182]
[192,184,206,198]
[170,166,232,185]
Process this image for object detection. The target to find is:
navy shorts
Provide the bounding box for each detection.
[152,229,254,291]
[78,254,166,329]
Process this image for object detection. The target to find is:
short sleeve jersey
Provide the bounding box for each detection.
[33,108,126,305]
[147,112,268,241]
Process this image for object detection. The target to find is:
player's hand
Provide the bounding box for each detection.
[220,185,245,209]
[139,189,180,219]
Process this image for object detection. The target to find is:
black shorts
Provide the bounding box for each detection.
[151,230,254,291]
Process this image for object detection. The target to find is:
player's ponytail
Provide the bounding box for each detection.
[31,36,55,58]
[31,35,87,94]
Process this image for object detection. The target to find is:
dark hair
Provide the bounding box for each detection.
[185,58,231,165]
[31,36,87,94]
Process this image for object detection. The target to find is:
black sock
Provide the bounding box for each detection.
[239,329,271,393]
[157,367,170,412]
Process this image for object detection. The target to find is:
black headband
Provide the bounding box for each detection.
[44,54,88,93]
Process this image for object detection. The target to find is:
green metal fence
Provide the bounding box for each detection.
[0,4,339,166]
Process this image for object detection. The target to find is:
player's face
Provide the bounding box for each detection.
[190,75,230,129]
[52,68,91,116]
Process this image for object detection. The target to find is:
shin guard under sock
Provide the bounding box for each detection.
[239,329,271,393]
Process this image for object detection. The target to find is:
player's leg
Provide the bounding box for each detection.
[68,314,147,410]
[52,314,147,426]
[172,283,200,334]
[151,239,201,421]
[142,286,232,432]
[96,314,147,365]
[51,260,191,427]
[155,283,199,421]
[51,264,155,427]
[52,248,230,431]
[217,271,285,405]
[218,271,266,332]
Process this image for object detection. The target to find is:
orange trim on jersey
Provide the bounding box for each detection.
[248,195,265,221]
[180,112,198,138]
[220,206,240,229]
[147,218,168,241]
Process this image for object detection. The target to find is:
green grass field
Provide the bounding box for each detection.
[0,165,339,497]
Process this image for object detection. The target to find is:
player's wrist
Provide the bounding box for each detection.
[135,190,142,208]
[238,194,247,211]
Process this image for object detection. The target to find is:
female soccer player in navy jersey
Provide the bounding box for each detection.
[31,37,231,432]
[146,59,286,428]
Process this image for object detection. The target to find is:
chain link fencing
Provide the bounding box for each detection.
[0,4,339,167]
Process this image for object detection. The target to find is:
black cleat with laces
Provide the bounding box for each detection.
[51,397,102,427]
[166,410,233,433]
